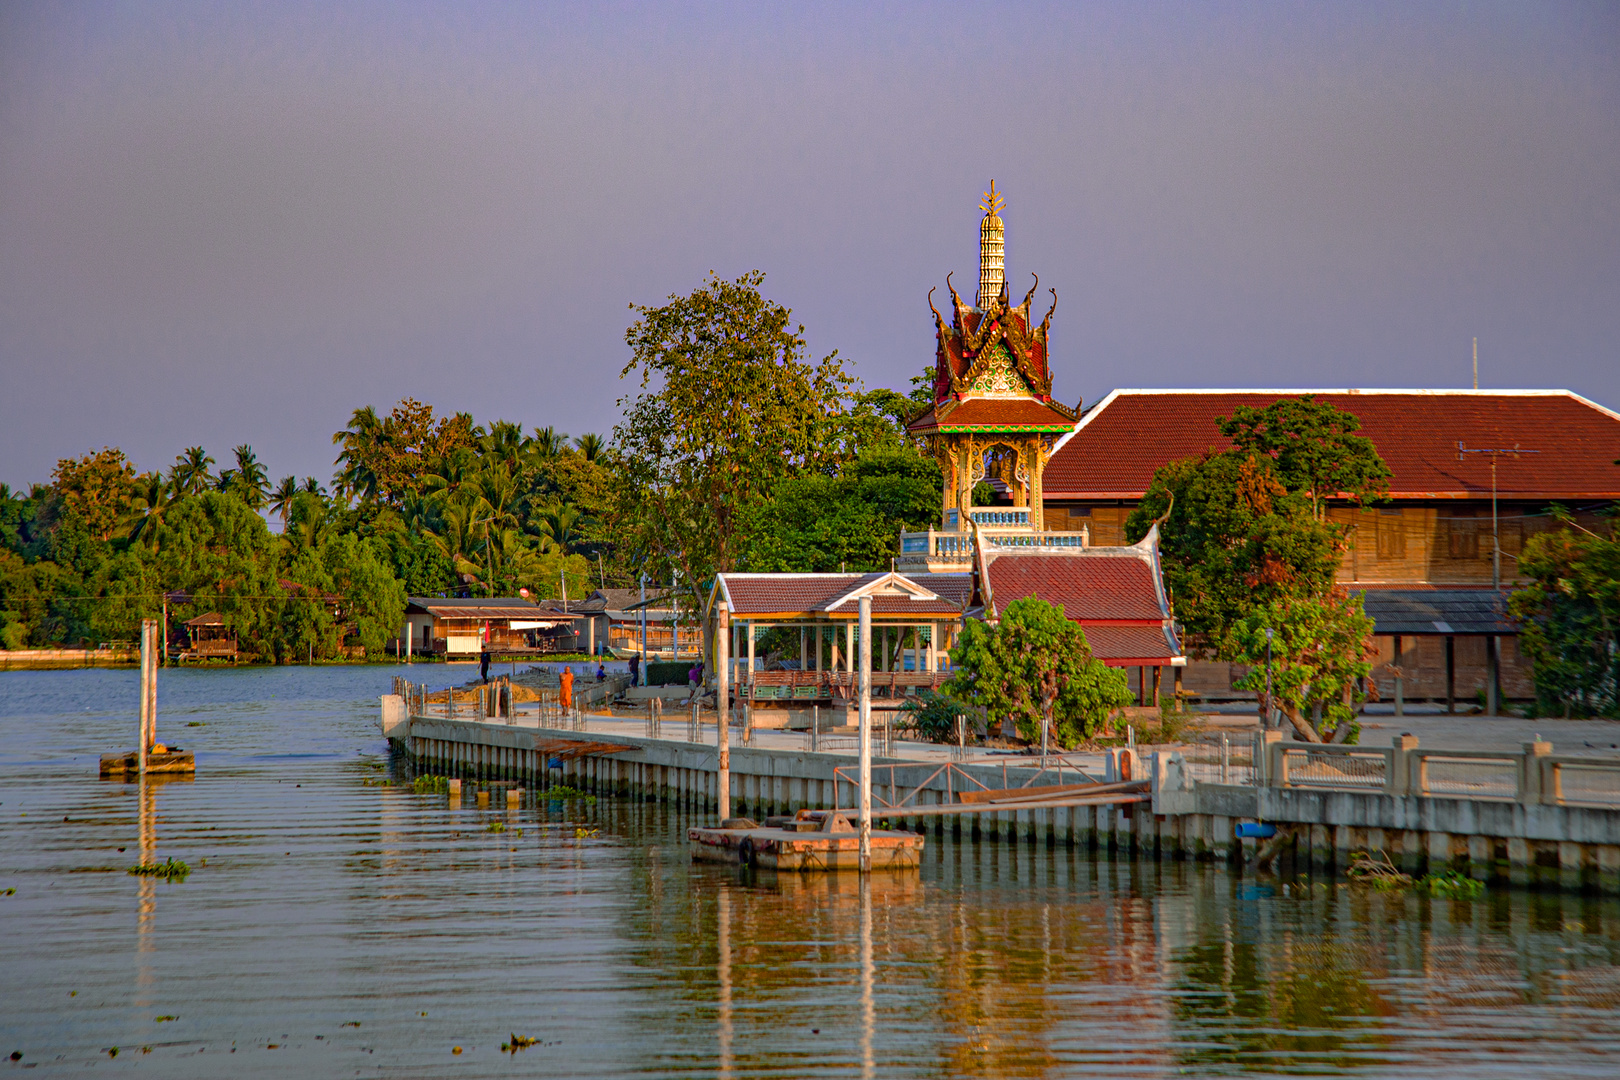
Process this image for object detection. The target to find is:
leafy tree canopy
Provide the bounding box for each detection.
[744,447,942,573]
[1215,395,1391,517]
[614,270,862,618]
[1510,518,1620,718]
[945,596,1131,748]
[51,448,139,542]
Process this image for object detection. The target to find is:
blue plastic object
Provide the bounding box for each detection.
[1235,822,1278,839]
[547,757,563,770]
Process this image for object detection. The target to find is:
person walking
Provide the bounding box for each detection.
[560,665,575,711]
[479,647,491,684]
[628,654,640,688]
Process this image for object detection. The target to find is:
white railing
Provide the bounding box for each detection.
[1279,746,1390,789]
[1254,733,1620,809]
[898,528,1094,559]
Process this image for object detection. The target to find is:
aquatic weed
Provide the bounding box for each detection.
[546,785,596,804]
[127,858,190,883]
[412,775,449,794]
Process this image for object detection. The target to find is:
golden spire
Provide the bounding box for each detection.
[977,180,1005,308]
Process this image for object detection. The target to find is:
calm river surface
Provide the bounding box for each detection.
[4,665,1620,1077]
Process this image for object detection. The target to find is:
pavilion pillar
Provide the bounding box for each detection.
[747,620,755,678]
[1393,635,1404,717]
[927,622,937,674]
[1486,636,1499,717]
[1445,636,1456,714]
[957,442,976,523]
[799,626,807,670]
[847,622,856,676]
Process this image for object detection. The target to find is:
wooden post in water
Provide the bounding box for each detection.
[858,595,872,872]
[138,619,156,776]
[716,601,731,821]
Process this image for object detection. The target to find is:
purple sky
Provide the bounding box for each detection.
[2,2,1617,490]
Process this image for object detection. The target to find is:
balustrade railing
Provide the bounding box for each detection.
[1253,734,1620,809]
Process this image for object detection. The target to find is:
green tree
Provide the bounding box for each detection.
[744,447,942,572]
[1127,451,1344,655]
[614,270,861,622]
[1228,593,1375,742]
[51,448,139,542]
[1511,521,1620,717]
[945,596,1131,748]
[148,492,284,660]
[1215,395,1391,518]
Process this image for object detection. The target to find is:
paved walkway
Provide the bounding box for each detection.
[1198,709,1620,757]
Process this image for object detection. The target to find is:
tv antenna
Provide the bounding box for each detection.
[1456,441,1539,589]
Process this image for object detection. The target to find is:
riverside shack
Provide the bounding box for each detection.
[398,597,569,659]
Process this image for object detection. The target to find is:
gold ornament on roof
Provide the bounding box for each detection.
[980,180,1005,218]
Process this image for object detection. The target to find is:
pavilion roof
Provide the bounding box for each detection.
[907,396,1077,435]
[712,572,973,619]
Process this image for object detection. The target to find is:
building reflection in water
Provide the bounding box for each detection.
[615,806,1620,1079]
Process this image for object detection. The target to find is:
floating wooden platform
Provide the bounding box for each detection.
[99,749,196,777]
[689,810,924,872]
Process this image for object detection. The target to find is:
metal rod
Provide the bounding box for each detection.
[858,595,872,872]
[717,601,731,822]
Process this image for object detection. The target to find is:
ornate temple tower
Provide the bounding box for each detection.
[906,183,1079,532]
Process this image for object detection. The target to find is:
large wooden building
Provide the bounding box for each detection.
[1038,388,1620,706]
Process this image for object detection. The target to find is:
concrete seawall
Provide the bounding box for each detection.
[385,695,1620,894]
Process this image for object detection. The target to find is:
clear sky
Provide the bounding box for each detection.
[2,1,1616,490]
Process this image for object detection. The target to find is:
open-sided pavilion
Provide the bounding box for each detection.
[708,571,973,708]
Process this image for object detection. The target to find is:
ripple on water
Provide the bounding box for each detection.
[3,664,1620,1076]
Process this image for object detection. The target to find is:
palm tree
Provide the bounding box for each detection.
[221,445,269,510]
[300,477,326,496]
[482,421,533,474]
[332,405,384,501]
[534,500,583,554]
[169,447,215,495]
[270,476,300,526]
[284,490,331,553]
[532,426,570,460]
[573,432,606,462]
[120,473,173,550]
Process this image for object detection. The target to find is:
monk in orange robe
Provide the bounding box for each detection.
[560,666,574,711]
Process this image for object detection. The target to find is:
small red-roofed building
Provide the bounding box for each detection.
[974,525,1186,706]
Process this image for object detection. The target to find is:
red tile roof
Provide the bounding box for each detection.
[977,539,1183,665]
[1079,624,1182,663]
[983,554,1166,621]
[909,396,1077,434]
[1045,390,1620,500]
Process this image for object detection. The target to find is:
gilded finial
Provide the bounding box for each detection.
[979,179,1005,219]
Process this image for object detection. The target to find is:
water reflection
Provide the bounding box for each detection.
[5,666,1620,1077]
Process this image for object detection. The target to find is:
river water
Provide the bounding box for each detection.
[4,664,1620,1077]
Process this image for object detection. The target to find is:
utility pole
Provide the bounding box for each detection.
[1456,442,1540,591]
[1264,627,1273,730]
[1458,441,1538,717]
[1472,337,1478,390]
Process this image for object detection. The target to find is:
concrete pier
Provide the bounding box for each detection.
[383,694,1620,893]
